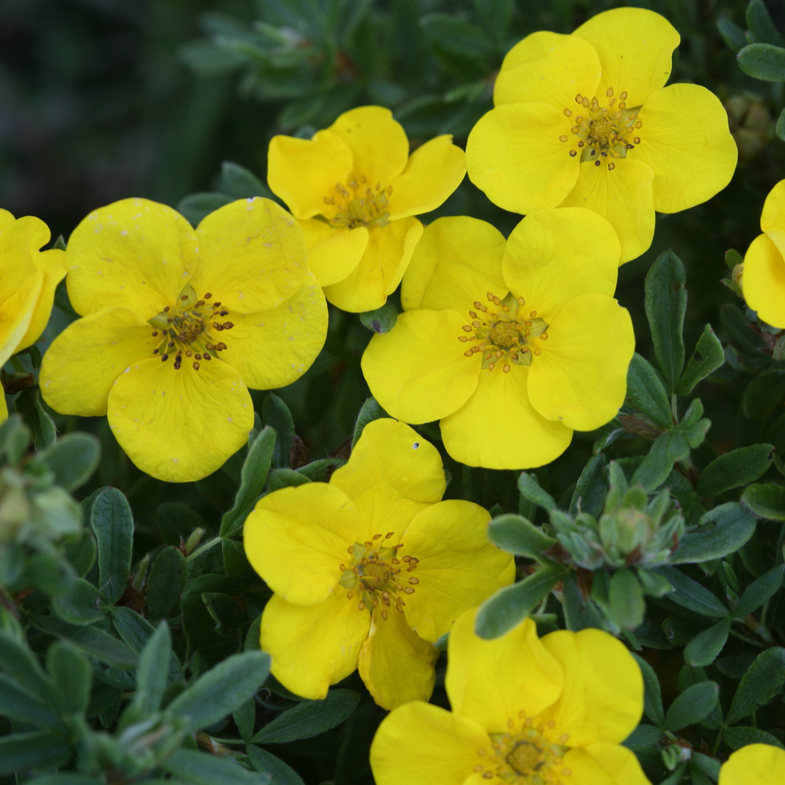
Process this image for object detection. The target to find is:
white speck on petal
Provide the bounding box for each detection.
[120,230,128,236]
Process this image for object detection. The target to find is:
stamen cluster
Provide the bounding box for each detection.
[324,177,393,230]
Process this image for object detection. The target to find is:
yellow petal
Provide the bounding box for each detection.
[719,744,785,785]
[17,249,67,352]
[66,198,198,320]
[537,628,643,746]
[573,7,680,107]
[221,271,327,390]
[361,309,480,424]
[742,233,785,329]
[323,217,423,313]
[328,106,409,189]
[298,219,368,287]
[387,136,466,220]
[370,702,488,785]
[467,103,579,214]
[494,33,601,113]
[761,179,785,259]
[194,197,307,315]
[330,418,446,543]
[633,84,737,213]
[106,354,253,483]
[267,129,353,219]
[39,307,156,417]
[244,482,358,606]
[440,366,573,470]
[502,208,620,322]
[0,272,42,368]
[446,609,563,732]
[401,216,506,312]
[358,606,439,710]
[500,30,571,70]
[558,157,655,264]
[527,294,635,431]
[567,743,653,785]
[399,500,515,642]
[261,591,369,700]
[0,214,51,301]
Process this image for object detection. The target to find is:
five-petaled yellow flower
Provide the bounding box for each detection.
[371,608,651,785]
[267,105,466,312]
[243,418,514,710]
[361,210,634,469]
[466,7,737,263]
[718,744,785,785]
[40,197,327,483]
[741,179,785,329]
[0,210,67,421]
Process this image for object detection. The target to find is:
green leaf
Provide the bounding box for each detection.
[569,453,608,518]
[731,564,785,617]
[0,630,55,702]
[471,0,513,46]
[742,371,785,417]
[0,673,60,727]
[40,433,100,491]
[246,745,305,785]
[684,619,732,667]
[296,457,346,482]
[663,681,719,731]
[268,468,312,491]
[47,642,92,716]
[562,571,604,632]
[676,324,725,396]
[691,752,721,780]
[738,43,785,81]
[24,776,101,785]
[51,577,103,625]
[251,689,359,744]
[178,192,236,225]
[626,353,672,429]
[671,503,757,564]
[517,472,557,511]
[657,566,728,618]
[32,616,138,669]
[632,654,665,727]
[0,414,30,464]
[726,646,785,725]
[162,749,269,785]
[777,107,785,141]
[475,566,568,639]
[0,730,71,775]
[625,725,663,746]
[220,426,276,537]
[746,0,784,46]
[92,488,134,605]
[169,651,271,733]
[352,397,389,448]
[234,698,256,743]
[741,482,785,520]
[717,16,749,52]
[419,14,495,58]
[264,394,295,469]
[359,302,398,334]
[645,250,687,392]
[608,569,645,630]
[111,607,184,683]
[133,622,173,715]
[486,514,557,560]
[15,388,56,450]
[724,726,785,750]
[219,162,273,199]
[697,444,774,496]
[146,546,187,621]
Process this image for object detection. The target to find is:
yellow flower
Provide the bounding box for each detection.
[361,210,634,469]
[0,210,67,421]
[267,105,466,312]
[741,180,785,328]
[243,418,514,710]
[39,197,327,483]
[370,608,650,785]
[466,7,737,263]
[718,744,785,785]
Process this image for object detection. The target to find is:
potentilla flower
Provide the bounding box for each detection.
[741,180,785,328]
[718,744,785,785]
[0,210,67,420]
[40,197,327,483]
[267,105,466,312]
[371,608,651,785]
[243,418,514,710]
[466,7,737,263]
[361,210,634,469]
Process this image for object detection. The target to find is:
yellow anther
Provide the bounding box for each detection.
[458,336,468,342]
[634,136,641,144]
[571,126,579,134]
[635,120,642,128]
[529,310,537,317]
[488,362,495,371]
[606,87,614,97]
[608,162,615,170]
[517,297,525,306]
[618,101,626,110]
[582,97,589,107]
[564,108,572,117]
[541,332,549,340]
[620,91,627,100]
[575,93,582,102]
[462,325,472,332]
[534,348,542,355]
[503,364,511,373]
[559,135,568,142]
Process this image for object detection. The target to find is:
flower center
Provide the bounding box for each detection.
[560,87,643,171]
[147,284,234,372]
[338,533,420,621]
[458,292,548,372]
[324,177,392,230]
[474,715,572,784]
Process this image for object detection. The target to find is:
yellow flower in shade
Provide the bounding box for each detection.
[718,744,785,785]
[361,209,634,470]
[243,418,514,710]
[741,180,785,328]
[0,210,67,420]
[39,197,327,483]
[371,608,650,785]
[267,105,466,312]
[466,7,737,263]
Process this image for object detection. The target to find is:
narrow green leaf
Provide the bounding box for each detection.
[352,398,389,448]
[746,0,784,46]
[475,566,568,639]
[92,487,134,605]
[632,654,665,727]
[717,16,749,52]
[419,13,495,58]
[697,444,774,496]
[517,472,557,511]
[656,567,728,618]
[112,607,184,683]
[731,564,785,617]
[246,745,304,785]
[684,620,731,667]
[569,453,608,518]
[0,673,60,727]
[15,388,56,450]
[251,689,359,744]
[486,514,557,560]
[624,725,663,747]
[234,698,256,743]
[40,433,100,491]
[146,546,187,620]
[178,192,235,225]
[219,162,273,199]
[726,646,785,725]
[24,776,101,785]
[742,482,785,520]
[632,432,683,491]
[742,371,785,417]
[626,353,672,429]
[268,468,312,491]
[738,43,785,81]
[664,681,719,731]
[0,730,71,774]
[691,752,721,780]
[676,324,725,396]
[0,630,55,702]
[645,250,687,392]
[608,569,645,630]
[777,107,785,141]
[162,749,269,785]
[51,577,103,625]
[723,725,785,750]
[134,622,173,715]
[671,503,756,564]
[264,394,295,468]
[562,571,604,632]
[47,642,92,716]
[359,302,398,334]
[32,616,138,669]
